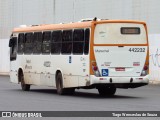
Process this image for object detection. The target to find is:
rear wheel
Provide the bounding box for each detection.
[56,72,75,95]
[97,86,116,96]
[20,72,30,91]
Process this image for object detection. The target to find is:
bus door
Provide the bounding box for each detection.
[9,36,18,83]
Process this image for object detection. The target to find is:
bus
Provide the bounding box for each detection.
[9,18,149,96]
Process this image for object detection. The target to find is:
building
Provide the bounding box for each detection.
[0,0,160,81]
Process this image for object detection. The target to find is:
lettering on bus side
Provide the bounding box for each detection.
[95,49,109,53]
[44,61,51,67]
[25,65,32,69]
[25,59,32,69]
[129,48,145,52]
[69,56,72,63]
[26,60,31,64]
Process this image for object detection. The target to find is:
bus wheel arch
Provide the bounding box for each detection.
[56,71,65,95]
[55,70,75,95]
[18,68,23,83]
[18,68,30,91]
[55,70,62,81]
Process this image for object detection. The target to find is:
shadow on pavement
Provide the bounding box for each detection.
[11,88,143,99]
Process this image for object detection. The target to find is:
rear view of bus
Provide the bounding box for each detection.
[90,20,149,96]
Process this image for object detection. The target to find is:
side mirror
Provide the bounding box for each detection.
[9,39,13,47]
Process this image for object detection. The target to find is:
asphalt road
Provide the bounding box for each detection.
[0,76,160,119]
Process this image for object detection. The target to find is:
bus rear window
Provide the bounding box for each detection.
[94,23,147,44]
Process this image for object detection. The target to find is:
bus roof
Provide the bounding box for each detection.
[12,20,146,33]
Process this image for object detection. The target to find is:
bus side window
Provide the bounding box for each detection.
[62,30,73,54]
[24,33,33,54]
[51,31,62,54]
[42,31,51,54]
[84,29,90,55]
[10,37,17,61]
[33,32,42,54]
[73,29,84,55]
[18,33,24,54]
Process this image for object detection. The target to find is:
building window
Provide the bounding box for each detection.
[51,31,62,54]
[73,29,84,55]
[61,30,73,54]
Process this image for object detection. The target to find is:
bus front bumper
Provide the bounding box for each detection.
[90,75,149,87]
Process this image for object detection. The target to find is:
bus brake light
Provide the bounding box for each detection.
[143,66,148,70]
[93,66,98,71]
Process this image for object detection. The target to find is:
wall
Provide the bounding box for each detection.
[149,34,160,81]
[1,0,160,38]
[0,0,55,74]
[0,0,160,79]
[0,39,10,74]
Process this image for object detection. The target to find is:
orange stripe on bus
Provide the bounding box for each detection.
[13,22,92,33]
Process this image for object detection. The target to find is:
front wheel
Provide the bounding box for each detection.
[20,73,30,91]
[97,86,116,96]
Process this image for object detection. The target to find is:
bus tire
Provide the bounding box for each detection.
[56,72,66,95]
[98,87,116,96]
[20,72,30,91]
[56,72,75,95]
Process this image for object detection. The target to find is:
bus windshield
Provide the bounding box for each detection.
[94,23,147,44]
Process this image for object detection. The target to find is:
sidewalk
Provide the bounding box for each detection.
[0,72,9,76]
[149,80,160,85]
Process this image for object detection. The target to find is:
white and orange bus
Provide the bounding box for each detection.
[9,18,149,96]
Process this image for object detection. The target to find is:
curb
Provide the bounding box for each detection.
[0,72,9,76]
[149,80,160,85]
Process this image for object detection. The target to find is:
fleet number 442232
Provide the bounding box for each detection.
[129,48,145,52]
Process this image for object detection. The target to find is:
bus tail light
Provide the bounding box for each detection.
[143,66,148,71]
[92,61,98,71]
[92,61,100,77]
[93,66,98,71]
[141,65,149,76]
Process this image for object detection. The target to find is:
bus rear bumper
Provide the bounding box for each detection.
[90,75,149,88]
